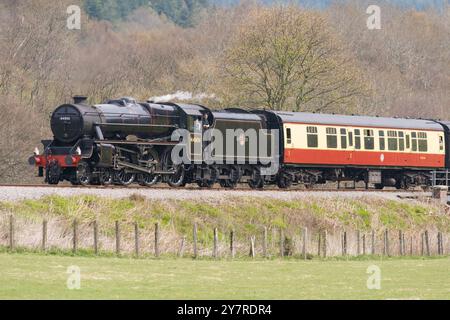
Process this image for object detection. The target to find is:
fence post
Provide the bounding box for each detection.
[42,219,47,252]
[421,232,425,256]
[9,215,14,250]
[342,231,347,256]
[115,221,120,255]
[279,229,284,258]
[263,227,268,258]
[73,219,78,254]
[317,232,321,257]
[302,227,308,260]
[424,230,430,256]
[250,236,256,259]
[441,233,445,255]
[371,230,375,255]
[323,230,327,258]
[213,228,219,259]
[398,230,403,256]
[154,222,160,258]
[134,222,139,257]
[402,233,406,256]
[93,220,98,255]
[409,235,413,256]
[178,236,186,258]
[356,230,361,256]
[193,223,198,259]
[230,230,235,259]
[383,229,389,256]
[362,233,366,255]
[437,232,443,255]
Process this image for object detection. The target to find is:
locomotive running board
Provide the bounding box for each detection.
[117,160,175,175]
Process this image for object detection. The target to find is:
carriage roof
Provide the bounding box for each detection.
[274,111,443,131]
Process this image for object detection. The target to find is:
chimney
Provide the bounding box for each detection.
[73,95,88,104]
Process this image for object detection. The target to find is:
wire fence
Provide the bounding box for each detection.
[0,214,448,258]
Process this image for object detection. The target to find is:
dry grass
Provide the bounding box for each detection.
[0,194,449,258]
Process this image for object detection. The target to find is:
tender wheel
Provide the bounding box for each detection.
[76,162,92,186]
[197,167,218,188]
[248,167,264,189]
[116,169,135,186]
[220,166,241,189]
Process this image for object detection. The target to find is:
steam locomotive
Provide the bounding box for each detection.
[30,96,450,189]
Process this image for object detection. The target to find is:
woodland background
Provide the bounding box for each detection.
[0,0,448,183]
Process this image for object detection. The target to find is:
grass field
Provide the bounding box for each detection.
[0,253,448,299]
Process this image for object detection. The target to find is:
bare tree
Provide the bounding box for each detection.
[221,5,367,112]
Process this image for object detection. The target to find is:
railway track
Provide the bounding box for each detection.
[0,183,426,193]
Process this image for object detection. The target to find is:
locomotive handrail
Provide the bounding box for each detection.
[81,111,180,119]
[96,123,178,128]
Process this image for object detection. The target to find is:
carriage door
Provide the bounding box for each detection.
[284,125,294,162]
[340,128,351,165]
[347,128,355,165]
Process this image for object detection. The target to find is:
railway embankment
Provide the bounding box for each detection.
[0,192,448,258]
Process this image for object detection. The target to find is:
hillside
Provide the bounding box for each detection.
[84,0,209,27]
[84,0,448,26]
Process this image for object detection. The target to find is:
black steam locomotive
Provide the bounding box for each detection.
[31,96,276,188]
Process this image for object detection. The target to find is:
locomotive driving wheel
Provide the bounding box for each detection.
[138,150,160,187]
[140,173,160,187]
[116,169,135,186]
[76,162,92,186]
[162,147,186,188]
[99,168,113,186]
[168,165,185,187]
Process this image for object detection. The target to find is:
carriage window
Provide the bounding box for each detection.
[388,130,398,150]
[306,126,318,148]
[364,129,374,150]
[348,132,354,147]
[340,128,347,149]
[398,131,405,151]
[406,134,410,149]
[326,127,337,148]
[286,128,292,144]
[354,129,361,149]
[439,136,444,151]
[379,130,385,150]
[418,132,428,152]
[411,132,417,151]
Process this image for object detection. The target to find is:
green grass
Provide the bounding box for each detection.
[0,252,448,299]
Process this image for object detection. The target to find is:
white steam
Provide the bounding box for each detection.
[149,91,216,103]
